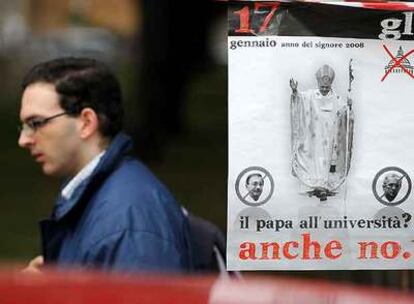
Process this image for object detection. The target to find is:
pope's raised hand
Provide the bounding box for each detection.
[290,78,298,94]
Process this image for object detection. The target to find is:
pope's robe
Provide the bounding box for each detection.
[290,89,354,192]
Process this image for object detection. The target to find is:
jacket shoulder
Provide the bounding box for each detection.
[84,157,185,243]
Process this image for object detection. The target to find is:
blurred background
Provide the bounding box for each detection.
[0,0,412,292]
[1,0,227,263]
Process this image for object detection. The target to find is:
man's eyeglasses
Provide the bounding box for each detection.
[19,112,68,135]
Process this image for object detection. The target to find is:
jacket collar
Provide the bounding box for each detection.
[52,132,132,221]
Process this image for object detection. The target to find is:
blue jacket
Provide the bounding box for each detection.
[40,133,192,272]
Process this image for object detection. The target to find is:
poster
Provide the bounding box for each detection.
[227,1,414,270]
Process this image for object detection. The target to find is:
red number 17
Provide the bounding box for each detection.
[234,2,280,34]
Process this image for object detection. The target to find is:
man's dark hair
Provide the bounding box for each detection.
[22,57,123,138]
[246,173,263,185]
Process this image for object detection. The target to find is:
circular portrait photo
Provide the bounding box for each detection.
[372,166,412,206]
[235,166,275,207]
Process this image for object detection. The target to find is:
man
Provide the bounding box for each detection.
[382,173,402,202]
[18,57,192,272]
[245,173,264,202]
[290,64,354,201]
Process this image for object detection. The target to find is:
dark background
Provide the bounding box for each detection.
[0,0,412,291]
[0,0,228,263]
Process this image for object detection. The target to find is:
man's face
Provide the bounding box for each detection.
[18,82,82,177]
[383,178,402,202]
[246,175,264,201]
[318,84,331,96]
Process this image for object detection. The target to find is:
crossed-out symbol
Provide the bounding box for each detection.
[381,45,414,82]
[235,166,274,207]
[372,166,412,206]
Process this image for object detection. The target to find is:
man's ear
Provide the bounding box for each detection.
[78,108,99,139]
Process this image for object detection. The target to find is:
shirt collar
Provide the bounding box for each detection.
[51,133,132,221]
[61,151,105,200]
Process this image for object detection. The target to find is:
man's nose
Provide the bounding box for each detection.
[18,131,35,148]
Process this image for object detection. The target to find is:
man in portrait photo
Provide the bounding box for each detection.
[245,173,264,201]
[382,173,402,202]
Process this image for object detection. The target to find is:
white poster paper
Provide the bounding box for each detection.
[227,1,414,270]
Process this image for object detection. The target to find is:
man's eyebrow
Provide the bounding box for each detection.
[21,115,40,123]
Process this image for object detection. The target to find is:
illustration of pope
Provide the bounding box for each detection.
[289,63,354,201]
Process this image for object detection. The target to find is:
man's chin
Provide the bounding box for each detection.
[251,194,262,201]
[41,164,60,177]
[385,193,398,202]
